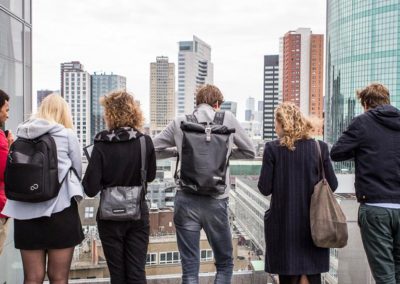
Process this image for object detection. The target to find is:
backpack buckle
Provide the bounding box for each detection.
[205,124,211,142]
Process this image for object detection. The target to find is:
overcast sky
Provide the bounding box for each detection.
[32,0,326,122]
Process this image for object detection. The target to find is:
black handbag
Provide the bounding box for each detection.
[99,136,147,221]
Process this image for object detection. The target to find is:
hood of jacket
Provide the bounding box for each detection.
[16,118,65,139]
[366,104,400,131]
[94,127,142,143]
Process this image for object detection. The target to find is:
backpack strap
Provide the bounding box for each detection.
[139,136,147,194]
[185,114,198,123]
[213,111,225,125]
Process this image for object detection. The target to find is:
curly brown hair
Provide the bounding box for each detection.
[275,102,314,151]
[100,90,144,130]
[357,83,390,109]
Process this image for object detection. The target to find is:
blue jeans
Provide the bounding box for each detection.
[174,191,233,284]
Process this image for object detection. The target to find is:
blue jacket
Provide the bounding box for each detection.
[331,104,400,203]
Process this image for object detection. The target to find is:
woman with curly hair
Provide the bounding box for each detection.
[258,102,338,284]
[82,90,156,284]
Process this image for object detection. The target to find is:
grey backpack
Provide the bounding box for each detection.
[176,111,235,195]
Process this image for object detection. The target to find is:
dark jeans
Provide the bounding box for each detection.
[358,204,400,284]
[98,218,150,284]
[279,274,321,284]
[174,191,233,284]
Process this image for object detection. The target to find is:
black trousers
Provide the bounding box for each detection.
[279,274,321,284]
[98,217,150,284]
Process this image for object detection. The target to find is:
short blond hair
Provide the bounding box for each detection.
[275,102,314,151]
[36,94,74,129]
[100,90,144,130]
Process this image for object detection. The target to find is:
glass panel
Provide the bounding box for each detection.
[0,10,24,61]
[0,57,23,132]
[24,0,31,23]
[24,26,31,66]
[24,65,31,120]
[0,0,23,19]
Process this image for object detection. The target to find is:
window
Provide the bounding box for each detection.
[200,249,213,262]
[159,251,180,264]
[146,253,157,266]
[84,207,94,218]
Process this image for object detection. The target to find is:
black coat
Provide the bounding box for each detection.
[258,139,338,275]
[82,128,156,217]
[331,104,400,203]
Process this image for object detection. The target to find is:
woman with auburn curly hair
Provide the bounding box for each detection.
[258,102,338,284]
[82,90,156,284]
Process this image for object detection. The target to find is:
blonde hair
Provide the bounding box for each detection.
[100,90,144,130]
[36,94,74,129]
[275,102,314,151]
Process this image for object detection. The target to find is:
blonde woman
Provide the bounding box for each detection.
[83,91,156,284]
[2,94,84,284]
[257,102,338,284]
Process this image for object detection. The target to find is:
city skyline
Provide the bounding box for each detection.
[32,0,326,122]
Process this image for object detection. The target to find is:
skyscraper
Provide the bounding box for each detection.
[0,1,32,131]
[60,61,84,97]
[91,73,126,141]
[177,36,213,115]
[280,28,324,133]
[245,97,255,121]
[37,89,54,107]
[61,61,91,146]
[150,56,175,136]
[325,1,400,173]
[263,55,280,141]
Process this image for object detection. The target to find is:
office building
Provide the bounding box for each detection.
[61,61,91,146]
[263,55,280,140]
[245,97,255,121]
[150,56,175,136]
[177,36,213,115]
[220,101,237,117]
[280,28,324,133]
[37,89,54,107]
[91,72,126,141]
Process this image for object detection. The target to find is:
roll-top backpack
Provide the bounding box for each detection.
[176,111,235,195]
[5,134,65,202]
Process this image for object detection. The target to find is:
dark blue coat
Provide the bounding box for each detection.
[258,139,338,275]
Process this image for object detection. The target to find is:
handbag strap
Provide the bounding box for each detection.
[139,136,147,193]
[315,140,326,180]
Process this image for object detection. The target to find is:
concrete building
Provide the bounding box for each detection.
[245,97,255,121]
[280,28,324,134]
[150,56,175,136]
[220,101,237,117]
[61,61,91,146]
[0,1,32,282]
[263,55,280,141]
[177,36,213,115]
[37,89,54,107]
[91,73,126,141]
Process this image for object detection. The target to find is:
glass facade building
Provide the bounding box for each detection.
[325,0,400,172]
[0,0,32,132]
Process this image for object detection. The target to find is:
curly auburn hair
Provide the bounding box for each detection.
[275,102,314,151]
[100,90,144,130]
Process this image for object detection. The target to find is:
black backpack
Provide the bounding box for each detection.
[5,134,65,202]
[176,111,235,195]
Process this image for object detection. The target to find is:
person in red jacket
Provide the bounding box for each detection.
[0,89,12,255]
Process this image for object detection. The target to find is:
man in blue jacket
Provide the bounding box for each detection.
[331,83,400,284]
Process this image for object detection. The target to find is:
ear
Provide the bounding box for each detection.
[213,101,220,110]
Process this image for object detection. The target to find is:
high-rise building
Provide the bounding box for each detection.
[150,56,175,136]
[220,101,237,117]
[0,1,32,282]
[263,55,280,141]
[0,1,32,132]
[61,61,91,146]
[280,28,324,133]
[325,1,400,173]
[37,89,54,107]
[60,61,84,97]
[91,73,126,141]
[245,97,255,121]
[177,36,213,115]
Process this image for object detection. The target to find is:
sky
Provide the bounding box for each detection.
[32,0,326,122]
